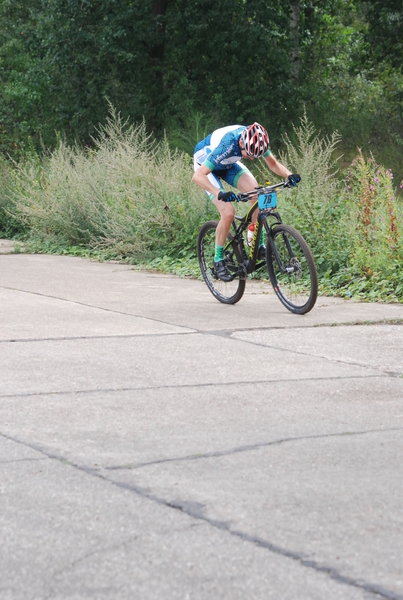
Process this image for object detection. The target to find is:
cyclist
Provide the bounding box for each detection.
[192,122,300,281]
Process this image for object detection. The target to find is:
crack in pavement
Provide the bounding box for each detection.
[2,284,402,337]
[1,325,401,379]
[0,285,197,334]
[313,319,403,328]
[104,426,403,471]
[0,457,47,464]
[1,322,402,346]
[1,432,402,600]
[0,373,388,400]
[0,332,193,344]
[206,329,403,378]
[2,285,402,380]
[208,319,403,336]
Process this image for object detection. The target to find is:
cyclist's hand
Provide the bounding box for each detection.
[287,173,301,187]
[218,191,239,202]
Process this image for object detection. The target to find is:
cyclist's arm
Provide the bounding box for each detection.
[264,153,292,179]
[192,165,220,199]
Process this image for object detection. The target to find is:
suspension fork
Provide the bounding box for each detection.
[266,215,296,274]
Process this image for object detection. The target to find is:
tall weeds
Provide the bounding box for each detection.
[256,112,347,274]
[9,108,214,264]
[4,109,403,301]
[340,153,403,300]
[0,157,20,237]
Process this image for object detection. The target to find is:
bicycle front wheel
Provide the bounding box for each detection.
[197,220,246,304]
[266,224,318,314]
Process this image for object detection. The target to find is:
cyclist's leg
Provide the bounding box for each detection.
[226,164,264,253]
[237,171,261,236]
[222,162,259,223]
[212,197,236,247]
[232,164,259,216]
[193,155,223,199]
[193,158,235,247]
[222,162,258,196]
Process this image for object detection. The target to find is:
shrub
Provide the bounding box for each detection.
[9,107,215,265]
[337,152,403,300]
[0,157,24,238]
[256,112,349,275]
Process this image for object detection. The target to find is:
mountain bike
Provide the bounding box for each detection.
[197,181,318,315]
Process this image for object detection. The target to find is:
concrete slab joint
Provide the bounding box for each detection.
[0,254,402,599]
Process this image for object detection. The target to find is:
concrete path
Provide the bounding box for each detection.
[1,252,403,600]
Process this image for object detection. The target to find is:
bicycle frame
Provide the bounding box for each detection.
[223,181,288,277]
[198,178,317,313]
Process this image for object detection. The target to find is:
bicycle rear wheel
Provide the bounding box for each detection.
[266,224,318,314]
[197,220,246,304]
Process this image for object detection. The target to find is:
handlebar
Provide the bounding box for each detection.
[217,179,299,204]
[235,180,291,203]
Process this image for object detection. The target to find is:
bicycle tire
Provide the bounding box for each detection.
[197,220,246,305]
[266,224,318,314]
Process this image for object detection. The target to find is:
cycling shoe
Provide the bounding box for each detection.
[213,259,232,282]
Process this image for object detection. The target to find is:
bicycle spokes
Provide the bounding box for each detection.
[197,220,246,304]
[267,225,318,314]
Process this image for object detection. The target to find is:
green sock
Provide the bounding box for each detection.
[214,244,224,262]
[259,230,265,247]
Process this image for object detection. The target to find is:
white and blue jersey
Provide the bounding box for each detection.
[194,125,245,171]
[193,125,270,198]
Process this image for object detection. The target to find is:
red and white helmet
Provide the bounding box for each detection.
[241,122,269,158]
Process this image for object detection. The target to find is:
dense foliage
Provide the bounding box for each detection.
[1,0,402,177]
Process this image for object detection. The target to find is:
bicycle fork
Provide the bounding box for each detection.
[266,224,300,274]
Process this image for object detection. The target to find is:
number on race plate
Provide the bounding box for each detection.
[258,192,277,210]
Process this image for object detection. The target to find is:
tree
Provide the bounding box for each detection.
[290,0,300,78]
[365,0,403,71]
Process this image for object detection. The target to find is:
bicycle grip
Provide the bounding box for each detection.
[218,191,239,203]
